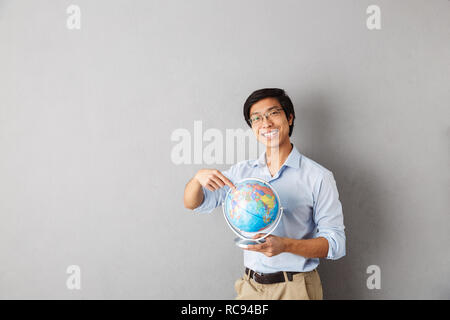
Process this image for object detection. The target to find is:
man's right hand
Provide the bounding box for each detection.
[194,169,236,192]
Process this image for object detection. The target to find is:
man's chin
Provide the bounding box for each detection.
[260,140,281,149]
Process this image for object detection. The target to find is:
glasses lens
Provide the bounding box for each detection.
[251,116,261,124]
[269,110,280,117]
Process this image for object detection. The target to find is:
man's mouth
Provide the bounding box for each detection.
[260,129,279,138]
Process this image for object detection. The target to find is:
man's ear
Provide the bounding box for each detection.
[288,113,293,126]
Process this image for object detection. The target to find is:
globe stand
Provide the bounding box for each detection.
[234,237,266,249]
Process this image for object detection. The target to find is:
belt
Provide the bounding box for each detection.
[245,268,302,284]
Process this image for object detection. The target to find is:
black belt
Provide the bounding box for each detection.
[245,268,302,284]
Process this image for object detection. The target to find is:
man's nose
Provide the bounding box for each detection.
[261,115,273,125]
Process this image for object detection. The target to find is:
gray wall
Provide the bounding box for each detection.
[0,0,449,299]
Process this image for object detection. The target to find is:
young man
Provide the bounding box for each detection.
[183,88,345,300]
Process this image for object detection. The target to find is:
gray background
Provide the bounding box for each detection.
[0,0,449,299]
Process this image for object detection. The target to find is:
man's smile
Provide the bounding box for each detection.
[260,129,279,139]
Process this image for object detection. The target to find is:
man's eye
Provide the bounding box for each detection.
[252,116,261,122]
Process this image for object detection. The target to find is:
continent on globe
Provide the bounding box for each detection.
[224,179,279,233]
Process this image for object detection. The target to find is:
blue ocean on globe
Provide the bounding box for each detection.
[224,179,279,233]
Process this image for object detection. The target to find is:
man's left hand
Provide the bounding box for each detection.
[244,234,287,257]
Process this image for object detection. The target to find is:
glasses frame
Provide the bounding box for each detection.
[249,107,285,126]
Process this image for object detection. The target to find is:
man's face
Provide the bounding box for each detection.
[249,97,293,149]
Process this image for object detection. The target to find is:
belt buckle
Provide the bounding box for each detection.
[253,271,263,282]
[247,269,264,283]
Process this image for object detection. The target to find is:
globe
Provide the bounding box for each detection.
[222,178,283,247]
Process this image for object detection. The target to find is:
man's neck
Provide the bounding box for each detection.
[265,141,293,169]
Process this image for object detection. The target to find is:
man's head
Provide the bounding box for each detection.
[243,88,295,148]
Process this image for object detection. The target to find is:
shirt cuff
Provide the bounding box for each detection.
[193,187,215,214]
[315,230,346,260]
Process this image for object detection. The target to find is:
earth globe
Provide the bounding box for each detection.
[222,178,284,248]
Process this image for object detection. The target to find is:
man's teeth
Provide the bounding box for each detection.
[262,130,279,137]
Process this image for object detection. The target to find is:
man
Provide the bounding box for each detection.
[183,88,345,300]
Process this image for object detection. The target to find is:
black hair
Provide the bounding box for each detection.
[243,88,296,136]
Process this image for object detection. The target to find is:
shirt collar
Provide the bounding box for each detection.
[252,144,302,169]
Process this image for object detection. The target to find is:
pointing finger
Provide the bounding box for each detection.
[215,171,236,190]
[210,176,225,188]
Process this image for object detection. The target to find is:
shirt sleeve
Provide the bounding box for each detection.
[312,171,346,260]
[193,166,236,214]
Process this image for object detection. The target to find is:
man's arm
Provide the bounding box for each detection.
[245,234,329,258]
[183,177,204,210]
[284,237,329,258]
[184,169,236,210]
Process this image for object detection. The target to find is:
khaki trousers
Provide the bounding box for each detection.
[234,269,323,300]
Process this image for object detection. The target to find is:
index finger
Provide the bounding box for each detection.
[215,171,236,190]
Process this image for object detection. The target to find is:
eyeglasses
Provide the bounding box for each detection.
[249,108,284,126]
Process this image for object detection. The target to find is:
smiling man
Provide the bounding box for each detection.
[183,88,346,300]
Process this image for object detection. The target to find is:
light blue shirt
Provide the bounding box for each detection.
[194,144,346,273]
